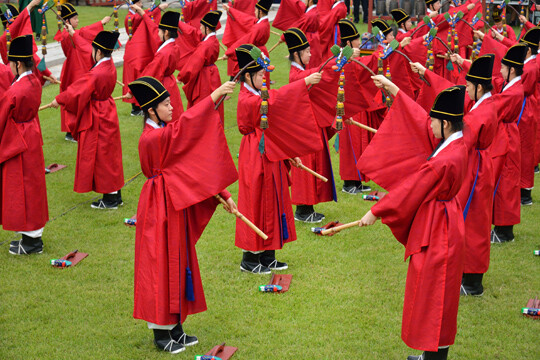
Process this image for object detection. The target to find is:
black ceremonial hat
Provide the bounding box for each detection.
[159,11,180,31]
[430,86,466,123]
[502,43,527,69]
[520,27,540,52]
[371,18,392,36]
[425,0,439,5]
[391,8,410,26]
[284,28,309,54]
[93,31,120,52]
[128,77,170,111]
[465,54,494,85]
[1,4,20,28]
[235,44,262,72]
[339,19,360,41]
[256,0,272,13]
[201,10,222,30]
[61,3,78,20]
[8,35,33,62]
[491,9,502,23]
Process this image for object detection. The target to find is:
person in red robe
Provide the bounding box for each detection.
[51,31,124,209]
[54,3,108,142]
[391,8,414,42]
[358,80,468,360]
[1,35,48,255]
[129,76,238,354]
[486,9,517,43]
[274,0,322,69]
[122,0,165,116]
[0,1,58,86]
[177,11,224,123]
[0,62,14,91]
[234,44,324,274]
[129,8,184,121]
[517,28,540,205]
[284,27,336,223]
[317,0,346,58]
[222,0,271,81]
[490,44,528,243]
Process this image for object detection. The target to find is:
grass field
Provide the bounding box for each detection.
[1,8,539,360]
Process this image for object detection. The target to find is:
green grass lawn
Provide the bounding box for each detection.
[0,18,539,360]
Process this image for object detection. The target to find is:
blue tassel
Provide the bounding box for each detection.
[258,133,265,154]
[334,133,339,153]
[281,213,289,240]
[185,267,195,301]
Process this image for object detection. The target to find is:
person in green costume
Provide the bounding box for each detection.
[18,0,47,39]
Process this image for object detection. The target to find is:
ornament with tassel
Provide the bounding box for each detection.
[335,69,345,130]
[260,80,269,130]
[41,16,47,56]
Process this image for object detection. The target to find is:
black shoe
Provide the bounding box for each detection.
[260,250,288,270]
[153,329,185,354]
[117,189,123,206]
[170,323,198,346]
[9,235,43,255]
[91,199,119,209]
[64,133,76,142]
[460,273,484,296]
[342,185,362,194]
[355,181,372,192]
[491,226,514,243]
[521,188,533,206]
[240,251,271,274]
[407,348,449,360]
[294,211,325,223]
[130,109,143,116]
[535,165,539,174]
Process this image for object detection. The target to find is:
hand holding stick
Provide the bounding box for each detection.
[214,60,256,109]
[215,195,269,240]
[288,158,328,182]
[39,103,55,111]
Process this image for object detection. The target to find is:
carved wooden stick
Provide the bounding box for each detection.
[39,103,54,111]
[116,80,125,87]
[289,159,328,182]
[214,59,256,109]
[270,30,281,36]
[268,40,281,53]
[348,119,377,133]
[215,194,269,240]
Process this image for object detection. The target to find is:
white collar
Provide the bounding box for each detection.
[426,8,436,15]
[398,28,407,33]
[306,4,317,12]
[471,91,492,111]
[203,32,216,41]
[432,131,463,158]
[332,1,344,9]
[257,16,268,24]
[94,57,111,68]
[129,9,136,14]
[291,61,304,70]
[14,70,32,83]
[145,118,162,129]
[496,26,504,33]
[157,38,175,53]
[243,82,261,96]
[503,76,521,92]
[524,55,536,64]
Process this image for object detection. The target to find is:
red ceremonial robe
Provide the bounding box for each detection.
[318,0,346,58]
[134,97,238,326]
[55,59,124,194]
[486,24,517,43]
[0,63,14,92]
[289,62,337,205]
[183,0,212,29]
[358,91,467,352]
[235,80,323,251]
[519,56,538,189]
[457,94,498,274]
[141,16,184,120]
[0,72,48,231]
[0,8,37,64]
[55,21,103,132]
[272,0,305,31]
[223,9,270,79]
[122,7,161,104]
[536,56,540,165]
[177,32,223,123]
[491,77,524,226]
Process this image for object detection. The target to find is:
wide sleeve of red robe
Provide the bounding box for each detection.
[178,35,222,123]
[318,1,346,58]
[272,0,305,31]
[55,60,124,194]
[0,8,36,64]
[363,91,468,352]
[224,11,270,77]
[235,80,323,252]
[141,16,185,120]
[280,5,322,68]
[134,97,238,326]
[0,63,14,92]
[0,73,48,232]
[183,0,211,28]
